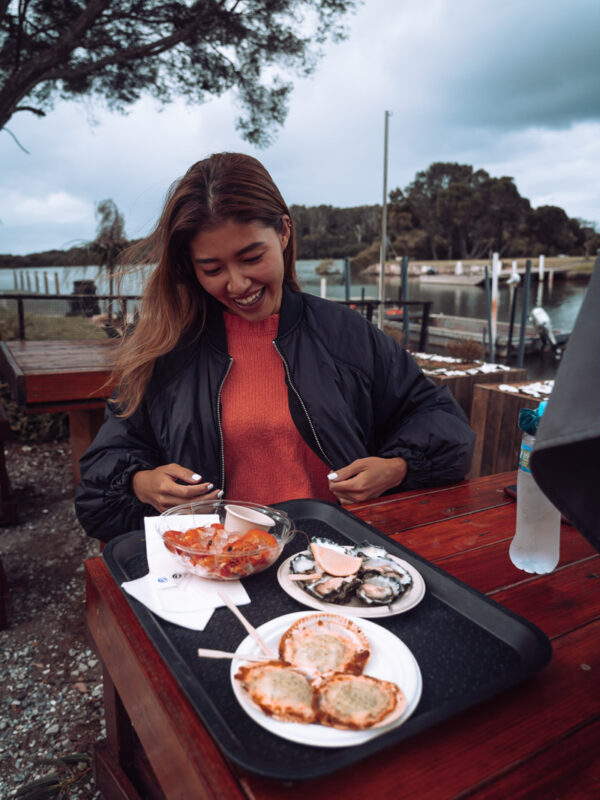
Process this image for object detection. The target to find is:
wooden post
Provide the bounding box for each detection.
[491,252,500,361]
[68,409,106,486]
[44,272,49,294]
[54,273,60,294]
[469,383,539,478]
[537,254,545,306]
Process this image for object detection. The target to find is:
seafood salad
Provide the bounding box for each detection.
[288,537,414,607]
[234,613,407,731]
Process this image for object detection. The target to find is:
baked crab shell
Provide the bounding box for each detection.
[278,613,370,675]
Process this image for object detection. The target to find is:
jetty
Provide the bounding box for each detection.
[385,311,569,358]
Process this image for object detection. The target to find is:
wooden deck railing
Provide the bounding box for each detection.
[0,293,433,350]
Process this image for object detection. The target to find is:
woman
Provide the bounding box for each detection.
[75,153,474,542]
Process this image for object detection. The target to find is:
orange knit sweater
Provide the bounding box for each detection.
[221,312,335,505]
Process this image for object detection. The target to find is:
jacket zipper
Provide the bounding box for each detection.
[272,340,334,468]
[216,357,233,492]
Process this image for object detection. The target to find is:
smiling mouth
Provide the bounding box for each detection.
[233,287,265,308]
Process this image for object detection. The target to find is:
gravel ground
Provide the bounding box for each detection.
[1,442,105,799]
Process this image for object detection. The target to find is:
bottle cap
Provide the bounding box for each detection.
[518,400,547,435]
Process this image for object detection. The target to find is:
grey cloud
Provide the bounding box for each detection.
[434,1,600,129]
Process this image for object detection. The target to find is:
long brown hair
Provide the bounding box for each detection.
[111,153,300,416]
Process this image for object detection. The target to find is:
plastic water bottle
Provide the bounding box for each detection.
[509,431,561,574]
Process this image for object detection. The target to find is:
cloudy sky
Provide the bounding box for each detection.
[1,0,599,255]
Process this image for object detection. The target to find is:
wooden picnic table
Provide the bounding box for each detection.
[85,472,599,799]
[0,339,117,484]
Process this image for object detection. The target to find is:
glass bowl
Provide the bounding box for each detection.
[159,499,295,580]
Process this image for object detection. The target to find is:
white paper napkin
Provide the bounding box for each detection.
[121,514,250,630]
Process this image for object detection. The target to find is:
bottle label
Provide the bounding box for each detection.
[519,441,532,473]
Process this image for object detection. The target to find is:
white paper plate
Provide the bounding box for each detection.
[230,611,422,747]
[276,551,425,618]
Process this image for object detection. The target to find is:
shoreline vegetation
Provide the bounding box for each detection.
[2,162,598,276]
[0,255,593,283]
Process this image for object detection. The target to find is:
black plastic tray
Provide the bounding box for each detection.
[102,499,552,782]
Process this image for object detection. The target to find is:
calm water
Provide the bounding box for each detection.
[1,260,588,378]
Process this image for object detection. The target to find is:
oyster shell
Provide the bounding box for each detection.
[355,573,403,605]
[278,613,370,675]
[304,574,360,603]
[311,537,359,556]
[289,552,319,575]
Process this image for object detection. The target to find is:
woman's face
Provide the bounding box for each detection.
[190,218,290,321]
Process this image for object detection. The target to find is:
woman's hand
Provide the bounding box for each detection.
[327,457,408,505]
[132,464,222,513]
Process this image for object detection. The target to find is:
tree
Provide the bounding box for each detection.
[89,198,127,317]
[391,163,531,259]
[0,0,356,146]
[528,205,578,255]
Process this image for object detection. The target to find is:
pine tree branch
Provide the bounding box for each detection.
[43,12,215,83]
[14,105,46,116]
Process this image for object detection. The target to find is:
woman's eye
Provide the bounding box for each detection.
[203,266,221,276]
[243,253,263,264]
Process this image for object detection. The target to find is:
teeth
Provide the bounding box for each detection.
[234,288,263,306]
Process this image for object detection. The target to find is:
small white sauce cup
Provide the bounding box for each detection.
[224,504,276,535]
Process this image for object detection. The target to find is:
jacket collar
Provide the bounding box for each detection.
[203,284,304,352]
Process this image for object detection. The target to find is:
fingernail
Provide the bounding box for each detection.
[327,472,338,480]
[191,473,201,481]
[217,489,224,499]
[206,483,214,491]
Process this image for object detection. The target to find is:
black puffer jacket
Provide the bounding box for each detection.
[75,288,475,541]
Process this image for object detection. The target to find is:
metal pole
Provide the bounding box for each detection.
[378,110,391,329]
[518,259,532,368]
[17,298,25,340]
[484,265,493,361]
[401,255,409,344]
[506,284,519,365]
[344,257,351,302]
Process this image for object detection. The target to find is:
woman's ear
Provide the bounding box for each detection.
[280,215,292,250]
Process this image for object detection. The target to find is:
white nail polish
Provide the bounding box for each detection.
[191,473,201,481]
[217,490,224,498]
[206,483,214,491]
[327,472,339,481]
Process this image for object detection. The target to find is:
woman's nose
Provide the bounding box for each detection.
[226,267,251,294]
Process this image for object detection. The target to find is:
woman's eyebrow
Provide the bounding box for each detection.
[194,241,265,264]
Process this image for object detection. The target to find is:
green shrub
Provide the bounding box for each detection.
[1,382,69,443]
